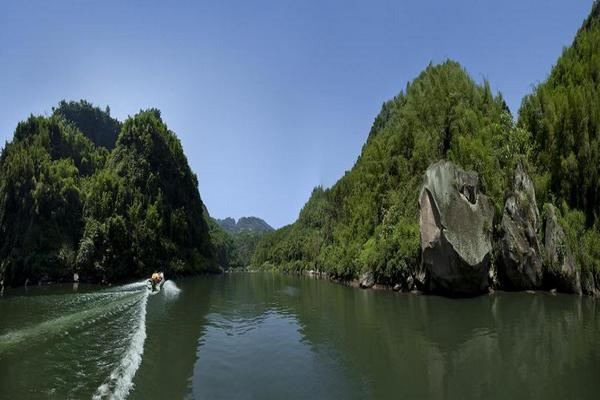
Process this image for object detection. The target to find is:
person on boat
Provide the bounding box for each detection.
[150,272,162,292]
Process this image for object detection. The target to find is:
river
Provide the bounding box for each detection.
[0,272,598,399]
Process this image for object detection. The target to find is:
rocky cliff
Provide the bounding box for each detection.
[496,163,543,290]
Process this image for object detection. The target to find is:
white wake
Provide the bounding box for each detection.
[93,290,148,400]
[162,280,181,298]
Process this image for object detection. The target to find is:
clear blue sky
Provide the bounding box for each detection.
[0,0,594,228]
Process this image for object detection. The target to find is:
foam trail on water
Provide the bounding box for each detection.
[162,280,181,298]
[114,281,147,292]
[93,291,148,400]
[0,292,139,354]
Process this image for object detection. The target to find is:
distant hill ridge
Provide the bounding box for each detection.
[217,217,273,234]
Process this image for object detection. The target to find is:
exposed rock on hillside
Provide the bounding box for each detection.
[581,270,598,296]
[419,161,494,296]
[497,163,543,290]
[543,204,582,294]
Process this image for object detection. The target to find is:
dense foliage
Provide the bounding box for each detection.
[0,116,106,284]
[208,215,243,270]
[76,109,218,281]
[519,1,600,279]
[53,100,121,149]
[253,61,531,283]
[0,103,220,285]
[255,2,600,285]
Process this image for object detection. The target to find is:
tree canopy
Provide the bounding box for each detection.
[0,103,221,285]
[53,100,122,150]
[519,0,600,279]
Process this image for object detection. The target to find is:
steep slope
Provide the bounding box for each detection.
[0,116,106,284]
[519,0,600,285]
[253,61,530,284]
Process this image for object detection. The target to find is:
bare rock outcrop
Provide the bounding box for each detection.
[497,163,543,289]
[419,161,494,296]
[543,204,581,294]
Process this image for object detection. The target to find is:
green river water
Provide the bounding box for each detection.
[0,272,599,399]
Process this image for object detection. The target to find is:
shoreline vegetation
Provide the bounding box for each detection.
[2,3,600,298]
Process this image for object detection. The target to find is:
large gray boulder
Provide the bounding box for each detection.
[419,161,495,296]
[543,204,581,294]
[497,163,543,290]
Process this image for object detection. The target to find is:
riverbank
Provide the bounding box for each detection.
[270,268,596,299]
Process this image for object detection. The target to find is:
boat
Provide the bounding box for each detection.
[147,272,165,293]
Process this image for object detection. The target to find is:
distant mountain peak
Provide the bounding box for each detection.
[216,216,273,234]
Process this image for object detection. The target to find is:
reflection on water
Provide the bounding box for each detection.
[1,273,599,399]
[134,273,600,400]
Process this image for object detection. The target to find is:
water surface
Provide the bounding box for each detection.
[0,273,598,399]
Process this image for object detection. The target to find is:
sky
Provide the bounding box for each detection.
[0,0,594,228]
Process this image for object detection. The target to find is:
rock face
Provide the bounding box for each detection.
[543,204,581,294]
[359,271,375,288]
[419,161,495,296]
[581,270,598,296]
[497,163,543,290]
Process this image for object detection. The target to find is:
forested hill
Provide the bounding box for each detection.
[518,0,600,280]
[252,1,600,290]
[0,101,221,286]
[217,217,274,234]
[253,60,524,281]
